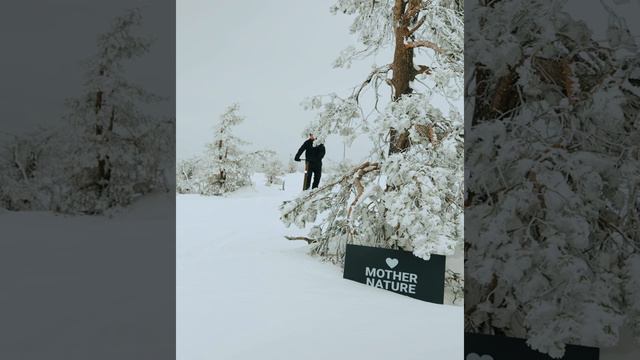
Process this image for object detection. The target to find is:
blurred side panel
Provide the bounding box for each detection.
[465,0,640,358]
[0,1,175,359]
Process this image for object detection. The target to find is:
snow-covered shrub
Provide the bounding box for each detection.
[176,157,202,194]
[0,131,53,210]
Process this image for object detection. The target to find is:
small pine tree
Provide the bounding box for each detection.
[199,104,252,195]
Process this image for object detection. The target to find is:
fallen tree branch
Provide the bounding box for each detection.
[347,162,381,218]
[282,161,380,228]
[281,161,381,217]
[285,236,317,244]
[408,15,426,36]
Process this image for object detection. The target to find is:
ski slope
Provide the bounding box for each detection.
[177,173,463,360]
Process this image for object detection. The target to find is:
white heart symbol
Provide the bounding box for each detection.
[466,353,493,360]
[385,258,399,269]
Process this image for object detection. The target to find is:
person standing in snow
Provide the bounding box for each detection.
[294,133,325,190]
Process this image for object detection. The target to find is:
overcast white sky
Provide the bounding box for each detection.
[566,0,640,38]
[177,0,389,164]
[5,0,637,165]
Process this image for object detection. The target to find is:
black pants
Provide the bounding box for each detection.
[304,161,322,190]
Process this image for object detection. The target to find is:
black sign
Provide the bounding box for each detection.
[343,244,446,304]
[465,333,599,360]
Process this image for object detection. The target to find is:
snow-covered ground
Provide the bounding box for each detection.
[1,174,636,358]
[177,173,463,360]
[0,193,175,359]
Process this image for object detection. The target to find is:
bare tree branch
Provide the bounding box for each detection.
[354,64,392,102]
[408,15,427,36]
[403,0,425,21]
[415,64,432,75]
[285,236,317,244]
[405,40,444,54]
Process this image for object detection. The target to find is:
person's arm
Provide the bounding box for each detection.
[319,144,326,159]
[294,140,310,161]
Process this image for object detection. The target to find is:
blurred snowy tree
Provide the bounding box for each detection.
[0,130,56,210]
[465,0,640,357]
[0,9,172,214]
[62,9,171,213]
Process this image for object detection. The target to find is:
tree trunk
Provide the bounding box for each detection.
[388,0,420,155]
[94,69,112,196]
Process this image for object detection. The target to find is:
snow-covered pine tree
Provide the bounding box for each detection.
[63,9,169,213]
[199,104,252,195]
[465,0,640,357]
[280,0,464,265]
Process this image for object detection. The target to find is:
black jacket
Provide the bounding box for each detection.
[295,139,325,164]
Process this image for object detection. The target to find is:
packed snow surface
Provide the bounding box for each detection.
[177,173,463,360]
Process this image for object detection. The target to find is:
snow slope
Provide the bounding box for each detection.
[177,173,463,360]
[1,175,635,358]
